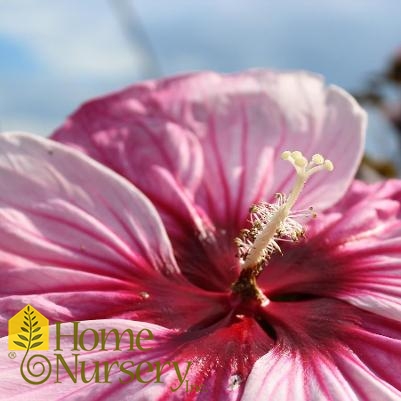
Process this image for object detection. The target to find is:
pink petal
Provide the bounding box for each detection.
[242,347,401,401]
[241,352,308,401]
[259,179,401,322]
[169,316,274,400]
[0,134,233,340]
[0,276,229,338]
[329,351,401,401]
[53,104,206,241]
[242,297,401,400]
[345,311,401,392]
[0,133,185,333]
[330,180,401,321]
[53,70,366,234]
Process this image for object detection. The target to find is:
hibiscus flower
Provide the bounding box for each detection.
[1,70,401,400]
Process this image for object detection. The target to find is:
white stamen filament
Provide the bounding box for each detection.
[239,150,333,271]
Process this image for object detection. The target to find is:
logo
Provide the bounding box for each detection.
[6,305,205,393]
[8,304,49,351]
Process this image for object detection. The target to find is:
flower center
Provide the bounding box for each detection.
[231,150,334,306]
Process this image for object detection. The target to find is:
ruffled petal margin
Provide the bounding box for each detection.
[52,70,366,234]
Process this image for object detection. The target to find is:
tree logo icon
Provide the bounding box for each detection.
[8,304,49,351]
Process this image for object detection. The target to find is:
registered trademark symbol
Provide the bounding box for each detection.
[8,351,17,359]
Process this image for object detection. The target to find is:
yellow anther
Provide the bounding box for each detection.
[281,151,291,160]
[295,156,308,168]
[312,154,324,165]
[291,150,303,159]
[324,160,334,171]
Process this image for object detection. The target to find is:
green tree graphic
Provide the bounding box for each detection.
[13,305,43,350]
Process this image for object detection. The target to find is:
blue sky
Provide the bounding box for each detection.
[1,0,401,162]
